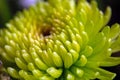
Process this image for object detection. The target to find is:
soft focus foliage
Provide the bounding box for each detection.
[0,0,120,80]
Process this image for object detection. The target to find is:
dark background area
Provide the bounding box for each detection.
[97,0,120,26]
[0,0,120,80]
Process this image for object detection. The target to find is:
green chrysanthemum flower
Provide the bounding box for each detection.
[0,0,120,80]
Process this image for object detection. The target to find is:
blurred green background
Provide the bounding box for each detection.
[0,0,120,80]
[0,0,42,27]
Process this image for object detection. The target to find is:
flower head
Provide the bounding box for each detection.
[0,0,120,80]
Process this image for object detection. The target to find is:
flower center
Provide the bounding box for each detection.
[42,27,51,37]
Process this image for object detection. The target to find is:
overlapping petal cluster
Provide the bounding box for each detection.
[0,0,120,80]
